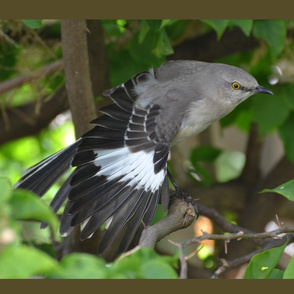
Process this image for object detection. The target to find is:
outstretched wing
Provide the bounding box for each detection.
[60,72,171,254]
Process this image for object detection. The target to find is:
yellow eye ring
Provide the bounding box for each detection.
[232,82,241,90]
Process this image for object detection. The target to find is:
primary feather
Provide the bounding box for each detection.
[15,68,171,255]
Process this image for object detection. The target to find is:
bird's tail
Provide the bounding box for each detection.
[14,139,81,197]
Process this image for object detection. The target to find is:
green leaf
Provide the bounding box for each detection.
[228,19,253,36]
[189,145,221,186]
[102,20,126,37]
[279,112,294,164]
[141,259,178,279]
[108,49,149,86]
[202,19,229,39]
[116,19,127,33]
[128,31,165,66]
[260,179,294,202]
[234,109,253,132]
[188,163,214,187]
[244,242,287,279]
[276,84,294,111]
[160,19,179,29]
[139,20,150,43]
[109,248,178,279]
[0,244,59,278]
[0,177,12,204]
[190,145,221,164]
[153,29,174,57]
[253,20,287,59]
[165,20,189,41]
[220,97,253,131]
[9,189,59,236]
[151,204,168,225]
[144,20,162,31]
[52,253,107,279]
[215,150,245,183]
[110,248,146,278]
[284,255,294,279]
[251,93,289,135]
[22,19,42,29]
[268,269,284,279]
[0,41,21,80]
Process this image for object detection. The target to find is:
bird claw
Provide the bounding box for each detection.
[171,188,199,219]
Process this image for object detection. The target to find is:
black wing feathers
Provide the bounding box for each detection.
[16,70,172,256]
[118,189,160,253]
[16,140,81,196]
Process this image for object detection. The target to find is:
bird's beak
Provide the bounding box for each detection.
[255,85,274,95]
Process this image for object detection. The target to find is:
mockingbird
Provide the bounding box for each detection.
[15,60,273,255]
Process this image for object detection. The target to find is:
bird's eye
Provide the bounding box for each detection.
[232,82,241,90]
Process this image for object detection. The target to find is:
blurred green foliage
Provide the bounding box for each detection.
[0,177,178,278]
[0,121,74,186]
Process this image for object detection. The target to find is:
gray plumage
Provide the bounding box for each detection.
[15,60,273,256]
[134,60,271,143]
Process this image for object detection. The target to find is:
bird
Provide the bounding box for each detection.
[15,60,273,256]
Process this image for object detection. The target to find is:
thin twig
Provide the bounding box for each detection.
[0,60,63,95]
[179,244,188,279]
[210,235,293,278]
[197,204,255,236]
[182,227,294,248]
[168,240,188,279]
[175,227,294,278]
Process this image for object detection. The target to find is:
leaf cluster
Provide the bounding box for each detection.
[0,177,178,279]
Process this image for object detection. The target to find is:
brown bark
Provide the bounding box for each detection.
[60,20,97,139]
[0,86,68,145]
[0,60,63,96]
[86,20,112,98]
[139,198,196,249]
[58,20,112,256]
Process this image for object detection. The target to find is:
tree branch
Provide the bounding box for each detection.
[139,197,197,249]
[197,204,257,237]
[61,20,97,138]
[86,20,112,98]
[0,86,68,145]
[240,123,262,187]
[183,227,294,247]
[133,196,294,279]
[0,60,63,96]
[170,27,260,62]
[210,236,292,278]
[173,226,293,279]
[58,20,112,257]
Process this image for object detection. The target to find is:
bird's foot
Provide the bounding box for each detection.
[167,170,199,219]
[171,188,199,219]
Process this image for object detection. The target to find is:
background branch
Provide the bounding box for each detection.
[0,86,68,144]
[0,60,63,96]
[170,27,259,61]
[61,20,97,138]
[176,226,293,279]
[210,236,292,278]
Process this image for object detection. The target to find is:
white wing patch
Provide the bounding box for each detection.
[94,147,165,193]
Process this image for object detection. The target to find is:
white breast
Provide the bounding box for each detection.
[174,98,233,144]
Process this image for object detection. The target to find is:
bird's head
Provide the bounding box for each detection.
[213,63,273,105]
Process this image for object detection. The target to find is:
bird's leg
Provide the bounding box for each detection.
[167,170,199,219]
